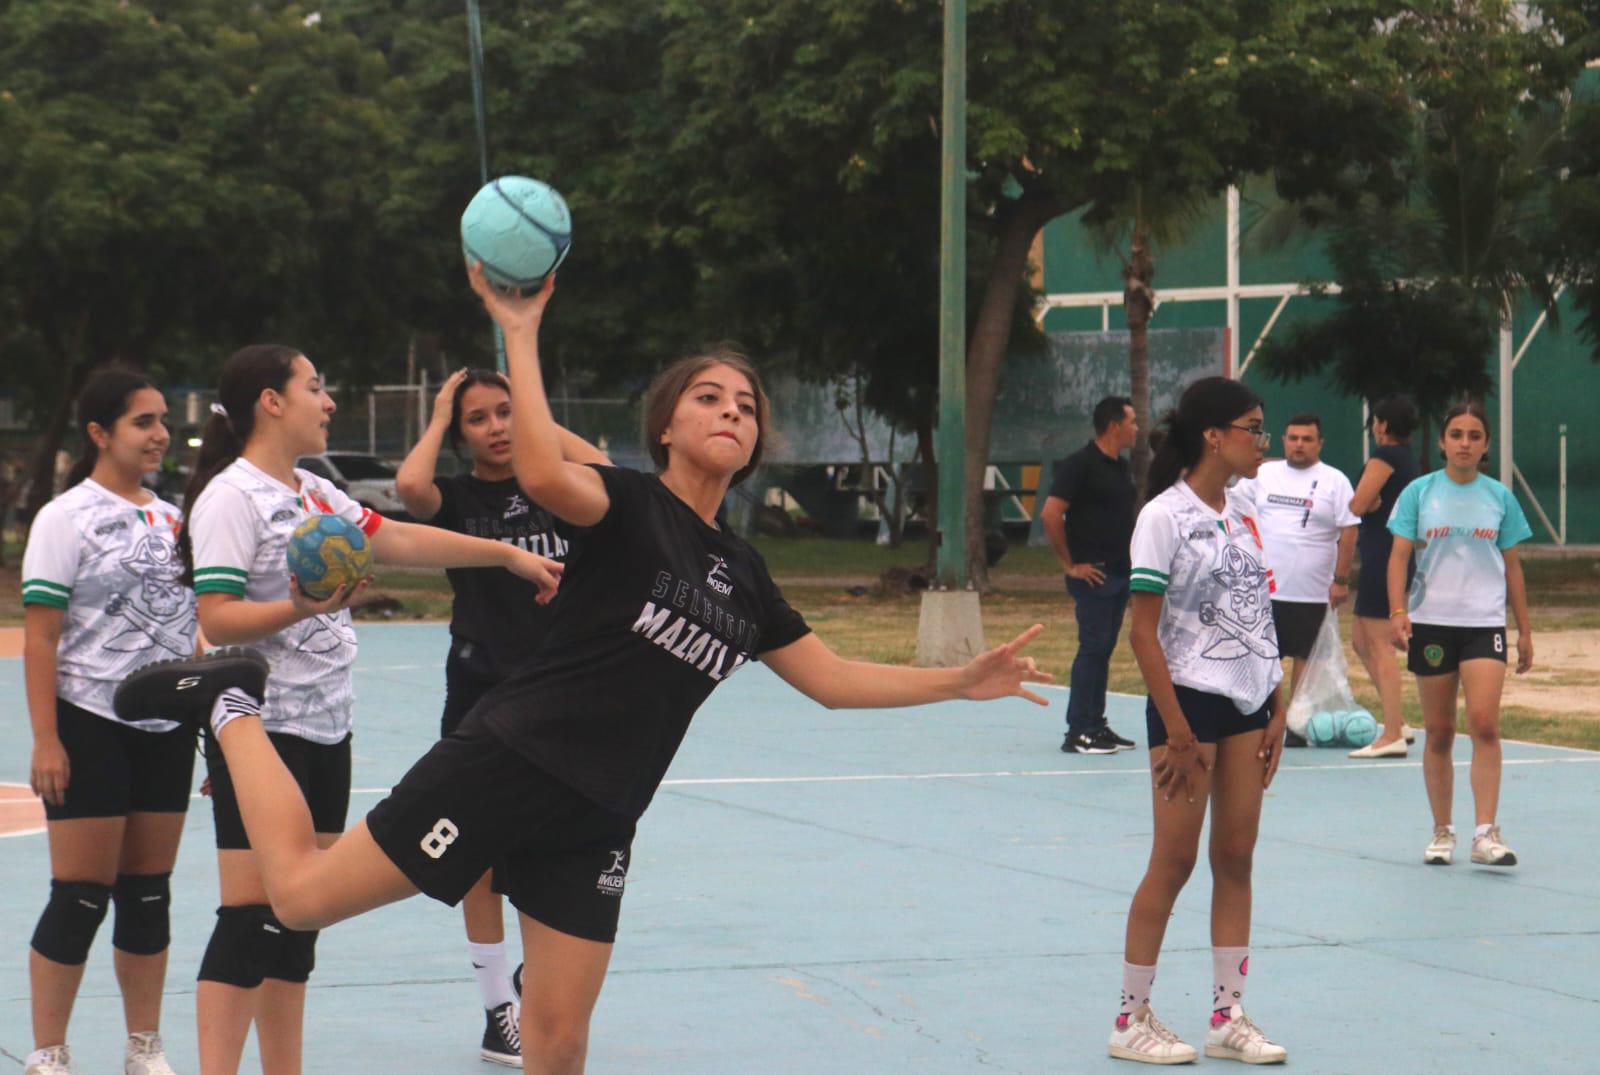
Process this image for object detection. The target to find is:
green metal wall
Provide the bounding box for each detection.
[1038,185,1597,545]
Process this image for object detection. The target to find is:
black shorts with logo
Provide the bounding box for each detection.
[204,731,352,849]
[1270,600,1327,660]
[1407,623,1507,676]
[44,698,197,821]
[1146,685,1272,749]
[366,719,636,944]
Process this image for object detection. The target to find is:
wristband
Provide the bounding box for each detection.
[1389,608,1408,618]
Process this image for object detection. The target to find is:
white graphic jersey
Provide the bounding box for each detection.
[1389,471,1531,628]
[1129,481,1284,714]
[21,480,196,730]
[189,458,381,743]
[1234,460,1358,602]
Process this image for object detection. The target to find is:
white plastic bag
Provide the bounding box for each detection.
[1284,608,1357,738]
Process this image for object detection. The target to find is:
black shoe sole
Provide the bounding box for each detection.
[113,647,270,727]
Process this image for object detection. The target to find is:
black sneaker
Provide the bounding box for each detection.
[1061,730,1118,755]
[1099,725,1137,751]
[1284,728,1309,748]
[481,1000,522,1067]
[113,648,270,728]
[512,962,523,999]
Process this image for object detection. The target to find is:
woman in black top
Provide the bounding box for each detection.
[117,264,1052,1073]
[394,367,609,1065]
[1347,395,1421,758]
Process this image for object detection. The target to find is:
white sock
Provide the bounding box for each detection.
[468,941,516,1010]
[1475,823,1493,840]
[1212,946,1249,1023]
[210,687,261,734]
[1118,961,1157,1027]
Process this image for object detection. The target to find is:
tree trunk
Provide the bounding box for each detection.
[962,194,1061,591]
[1124,222,1156,502]
[22,311,93,524]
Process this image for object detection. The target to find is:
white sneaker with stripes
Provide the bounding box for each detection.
[1424,825,1456,865]
[1108,1005,1197,1064]
[1205,1006,1287,1064]
[125,1032,178,1075]
[24,1045,74,1075]
[1471,826,1518,866]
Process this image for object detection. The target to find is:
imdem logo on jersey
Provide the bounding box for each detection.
[706,554,734,596]
[503,493,530,520]
[596,849,628,896]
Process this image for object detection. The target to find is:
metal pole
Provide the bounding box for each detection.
[1498,314,1513,482]
[934,0,968,588]
[1559,424,1567,545]
[1226,186,1240,377]
[465,0,507,372]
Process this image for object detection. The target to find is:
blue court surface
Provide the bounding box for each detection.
[4,623,1599,1073]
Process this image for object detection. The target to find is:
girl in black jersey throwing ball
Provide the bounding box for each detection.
[116,265,1052,1075]
[395,367,609,1066]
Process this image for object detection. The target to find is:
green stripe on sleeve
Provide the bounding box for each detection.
[1130,567,1169,582]
[193,566,249,580]
[22,577,71,596]
[1129,578,1168,595]
[194,578,248,596]
[21,589,70,609]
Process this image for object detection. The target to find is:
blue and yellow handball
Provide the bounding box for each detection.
[286,514,373,601]
[460,176,572,291]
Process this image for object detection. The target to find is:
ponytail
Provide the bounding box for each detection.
[1145,376,1263,498]
[179,344,301,581]
[65,365,158,490]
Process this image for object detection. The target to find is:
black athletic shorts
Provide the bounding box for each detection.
[1146,685,1272,749]
[441,637,502,738]
[1270,600,1327,660]
[366,721,636,944]
[1407,623,1507,676]
[44,698,197,821]
[203,731,352,850]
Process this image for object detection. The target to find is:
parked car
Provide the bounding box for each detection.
[296,452,410,519]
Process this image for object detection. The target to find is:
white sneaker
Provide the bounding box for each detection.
[1205,1007,1287,1064]
[24,1045,74,1075]
[1424,825,1456,865]
[125,1033,178,1075]
[1108,1005,1198,1064]
[1348,736,1407,759]
[1403,725,1417,743]
[1471,826,1518,867]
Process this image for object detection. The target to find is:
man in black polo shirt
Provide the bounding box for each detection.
[1039,395,1139,754]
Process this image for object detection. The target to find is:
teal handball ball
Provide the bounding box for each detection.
[1342,709,1378,748]
[286,514,373,601]
[1306,710,1342,747]
[460,176,572,291]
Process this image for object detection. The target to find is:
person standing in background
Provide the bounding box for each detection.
[1233,413,1357,747]
[1347,396,1422,758]
[1040,396,1139,755]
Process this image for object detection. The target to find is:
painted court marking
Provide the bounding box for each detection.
[0,783,45,839]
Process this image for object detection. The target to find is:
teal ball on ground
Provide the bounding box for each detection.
[286,514,373,601]
[1306,710,1342,747]
[460,176,572,291]
[1342,709,1378,748]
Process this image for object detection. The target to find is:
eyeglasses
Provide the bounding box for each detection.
[1229,424,1271,449]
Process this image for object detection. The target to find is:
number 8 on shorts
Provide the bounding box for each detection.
[421,818,459,859]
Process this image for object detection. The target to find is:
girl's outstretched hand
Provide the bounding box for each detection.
[507,550,564,604]
[465,260,555,334]
[957,624,1053,705]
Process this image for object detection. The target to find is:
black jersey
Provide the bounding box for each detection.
[432,474,570,672]
[472,465,812,819]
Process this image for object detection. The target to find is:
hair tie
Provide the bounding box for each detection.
[210,402,229,420]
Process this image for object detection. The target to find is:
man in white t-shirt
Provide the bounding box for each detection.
[1234,413,1357,735]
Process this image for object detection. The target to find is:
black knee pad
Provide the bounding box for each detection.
[111,872,172,955]
[31,880,112,965]
[198,904,275,988]
[264,926,318,984]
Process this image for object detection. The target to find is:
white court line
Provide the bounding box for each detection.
[331,754,1600,796]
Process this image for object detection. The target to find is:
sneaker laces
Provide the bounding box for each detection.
[1227,1012,1272,1047]
[1139,1010,1183,1046]
[128,1032,163,1058]
[496,1002,522,1052]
